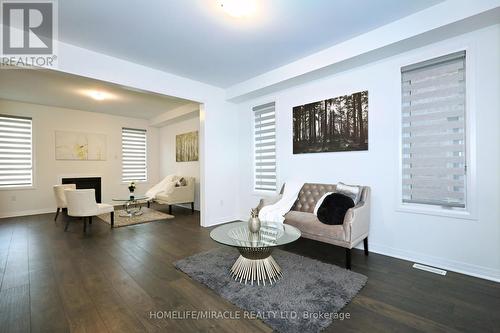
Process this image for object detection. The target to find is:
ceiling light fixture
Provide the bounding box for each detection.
[219,0,257,18]
[82,90,114,101]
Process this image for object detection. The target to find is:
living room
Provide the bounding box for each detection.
[0,1,499,332]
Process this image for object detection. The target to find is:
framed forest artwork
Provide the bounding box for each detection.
[293,91,368,154]
[176,131,199,162]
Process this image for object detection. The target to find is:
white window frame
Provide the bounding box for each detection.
[396,44,477,220]
[253,100,278,195]
[121,127,148,183]
[0,114,34,190]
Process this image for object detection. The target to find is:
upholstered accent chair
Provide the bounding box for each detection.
[53,184,76,221]
[258,183,370,269]
[154,177,196,214]
[64,189,114,232]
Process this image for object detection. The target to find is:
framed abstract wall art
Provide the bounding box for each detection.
[176,131,199,162]
[55,131,107,160]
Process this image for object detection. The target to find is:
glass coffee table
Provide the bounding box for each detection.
[210,221,301,285]
[112,195,148,217]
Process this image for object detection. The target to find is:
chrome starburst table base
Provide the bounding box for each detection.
[230,247,282,285]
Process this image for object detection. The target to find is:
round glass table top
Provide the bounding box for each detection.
[210,221,301,248]
[112,195,148,202]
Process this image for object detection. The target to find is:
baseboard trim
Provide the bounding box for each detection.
[0,208,55,219]
[368,242,500,283]
[203,215,239,228]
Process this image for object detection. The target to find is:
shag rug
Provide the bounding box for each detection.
[98,207,173,227]
[175,247,367,333]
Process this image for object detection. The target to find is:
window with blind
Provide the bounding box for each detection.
[121,128,147,182]
[0,115,33,188]
[254,102,276,192]
[401,51,466,208]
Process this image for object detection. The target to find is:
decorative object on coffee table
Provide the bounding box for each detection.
[112,195,147,217]
[128,181,136,199]
[210,221,301,285]
[248,208,261,233]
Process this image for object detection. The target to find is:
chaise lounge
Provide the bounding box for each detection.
[150,176,196,214]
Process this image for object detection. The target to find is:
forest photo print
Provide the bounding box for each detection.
[293,91,368,154]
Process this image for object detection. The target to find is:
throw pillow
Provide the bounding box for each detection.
[336,182,362,205]
[313,192,334,216]
[175,177,187,187]
[317,193,355,225]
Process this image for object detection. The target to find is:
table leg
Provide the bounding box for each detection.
[231,247,282,286]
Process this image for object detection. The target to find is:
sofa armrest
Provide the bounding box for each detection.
[255,194,282,212]
[343,200,370,244]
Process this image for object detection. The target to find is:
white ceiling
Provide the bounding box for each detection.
[0,69,193,119]
[58,0,442,87]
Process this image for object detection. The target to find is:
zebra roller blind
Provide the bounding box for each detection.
[122,128,147,182]
[254,102,276,192]
[0,115,33,188]
[401,51,466,208]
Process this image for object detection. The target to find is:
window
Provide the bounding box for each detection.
[0,115,33,188]
[401,51,466,208]
[253,102,276,192]
[121,128,147,182]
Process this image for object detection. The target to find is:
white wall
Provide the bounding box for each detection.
[159,114,201,210]
[0,99,160,217]
[236,25,500,281]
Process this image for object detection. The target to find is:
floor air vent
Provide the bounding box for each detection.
[412,263,447,276]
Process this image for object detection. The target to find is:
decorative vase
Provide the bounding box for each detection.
[248,208,261,233]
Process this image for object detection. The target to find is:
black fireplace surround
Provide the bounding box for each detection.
[61,177,102,203]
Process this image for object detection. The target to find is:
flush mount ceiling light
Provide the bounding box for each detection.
[82,90,115,101]
[219,0,257,18]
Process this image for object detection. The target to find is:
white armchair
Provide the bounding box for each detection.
[64,189,115,232]
[53,184,76,221]
[154,177,195,214]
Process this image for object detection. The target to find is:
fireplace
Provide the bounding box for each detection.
[61,177,102,203]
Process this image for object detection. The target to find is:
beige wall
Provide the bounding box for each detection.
[0,99,160,217]
[159,114,200,210]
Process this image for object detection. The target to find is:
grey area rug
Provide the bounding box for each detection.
[98,207,173,227]
[175,247,367,333]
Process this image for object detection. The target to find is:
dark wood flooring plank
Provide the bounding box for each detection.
[78,238,181,332]
[27,219,70,333]
[49,237,110,333]
[1,224,29,292]
[71,246,149,333]
[0,284,30,333]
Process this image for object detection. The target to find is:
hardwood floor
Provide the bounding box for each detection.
[0,205,498,333]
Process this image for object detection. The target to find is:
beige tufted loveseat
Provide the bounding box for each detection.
[258,183,370,269]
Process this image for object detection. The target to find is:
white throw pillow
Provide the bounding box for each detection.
[313,192,334,216]
[336,182,362,205]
